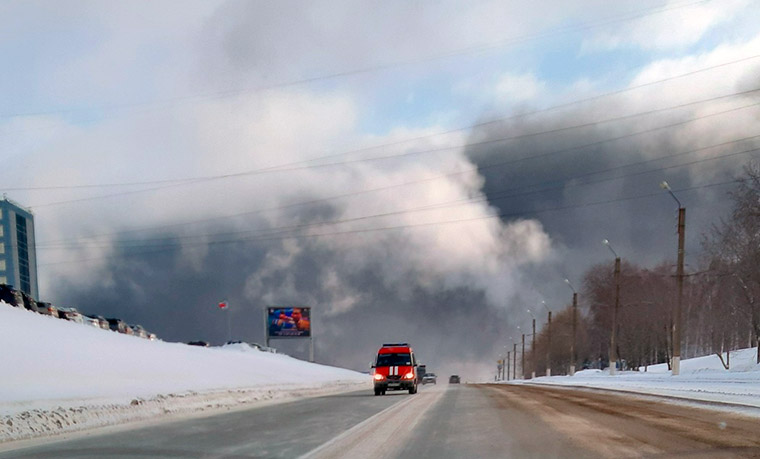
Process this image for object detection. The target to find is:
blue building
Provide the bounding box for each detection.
[0,198,39,298]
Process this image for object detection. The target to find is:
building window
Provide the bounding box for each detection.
[0,243,4,254]
[15,215,31,294]
[0,276,6,284]
[0,259,5,271]
[0,226,3,237]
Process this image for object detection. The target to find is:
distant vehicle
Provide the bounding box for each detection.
[251,343,277,353]
[35,301,58,317]
[86,315,109,330]
[422,373,437,385]
[147,333,158,341]
[0,284,23,308]
[449,375,461,384]
[372,343,418,396]
[83,315,102,328]
[226,341,266,351]
[130,324,148,339]
[106,318,132,334]
[57,307,84,324]
[0,286,25,309]
[187,341,210,347]
[20,291,37,312]
[416,364,427,384]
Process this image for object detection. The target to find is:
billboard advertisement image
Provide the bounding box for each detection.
[267,307,311,338]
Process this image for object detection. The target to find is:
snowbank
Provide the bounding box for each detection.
[0,303,370,442]
[519,347,760,409]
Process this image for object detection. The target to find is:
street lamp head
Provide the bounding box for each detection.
[564,278,577,294]
[660,180,682,207]
[602,238,619,258]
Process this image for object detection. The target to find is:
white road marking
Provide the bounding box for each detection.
[300,386,445,459]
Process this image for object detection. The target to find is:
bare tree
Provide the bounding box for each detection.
[702,160,760,364]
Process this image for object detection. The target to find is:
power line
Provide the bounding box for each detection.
[0,0,712,120]
[24,88,760,209]
[35,136,760,250]
[10,53,759,196]
[36,177,744,267]
[32,97,760,247]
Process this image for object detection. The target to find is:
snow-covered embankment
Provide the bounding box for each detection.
[0,303,370,443]
[520,347,760,409]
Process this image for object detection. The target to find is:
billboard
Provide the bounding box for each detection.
[267,307,311,338]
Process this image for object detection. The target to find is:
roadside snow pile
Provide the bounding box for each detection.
[524,347,760,409]
[640,347,760,373]
[0,303,370,443]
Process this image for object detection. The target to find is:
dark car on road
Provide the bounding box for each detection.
[449,375,461,384]
[188,341,210,347]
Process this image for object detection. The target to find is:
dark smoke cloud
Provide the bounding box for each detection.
[464,96,760,304]
[50,218,514,377]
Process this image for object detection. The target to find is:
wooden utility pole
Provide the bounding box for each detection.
[521,334,526,379]
[546,311,552,377]
[673,207,685,375]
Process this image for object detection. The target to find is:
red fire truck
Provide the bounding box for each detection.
[372,343,418,395]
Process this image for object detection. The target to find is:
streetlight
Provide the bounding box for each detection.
[527,309,536,379]
[564,279,578,376]
[603,239,621,376]
[661,181,685,376]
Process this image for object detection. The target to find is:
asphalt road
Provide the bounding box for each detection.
[3,384,760,458]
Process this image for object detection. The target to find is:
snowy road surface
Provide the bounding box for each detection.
[3,384,760,458]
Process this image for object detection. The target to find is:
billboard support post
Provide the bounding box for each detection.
[309,312,314,362]
[264,307,270,348]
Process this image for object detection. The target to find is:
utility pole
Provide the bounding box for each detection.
[565,279,578,376]
[661,181,685,376]
[547,310,552,377]
[507,351,511,381]
[603,240,621,376]
[612,256,621,375]
[521,334,526,379]
[541,300,552,377]
[513,342,517,380]
[531,318,536,379]
[674,206,685,375]
[571,292,577,375]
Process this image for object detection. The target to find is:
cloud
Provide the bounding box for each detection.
[494,72,546,105]
[4,0,760,381]
[583,0,752,52]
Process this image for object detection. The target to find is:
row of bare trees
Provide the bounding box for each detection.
[525,161,760,376]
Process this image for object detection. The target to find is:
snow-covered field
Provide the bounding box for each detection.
[0,303,370,443]
[520,347,760,410]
